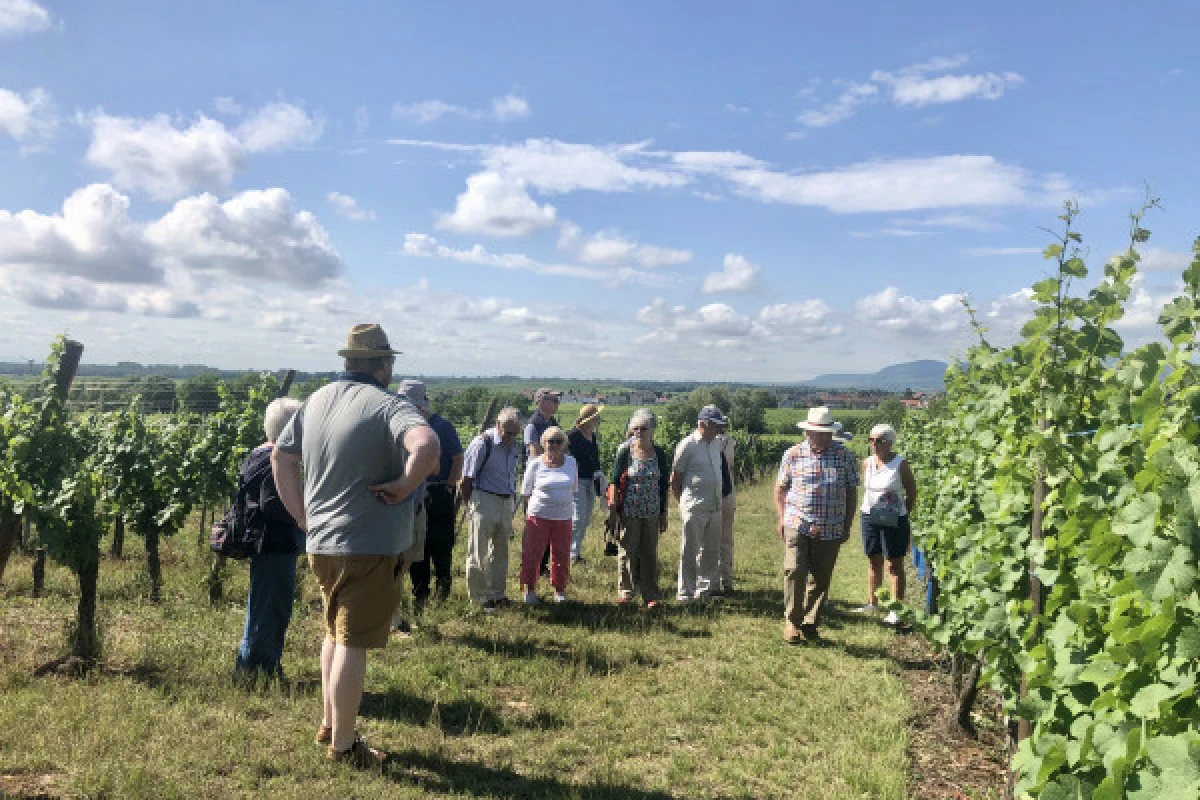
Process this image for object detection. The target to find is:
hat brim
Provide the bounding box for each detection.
[798,421,837,432]
[575,405,604,426]
[337,347,403,358]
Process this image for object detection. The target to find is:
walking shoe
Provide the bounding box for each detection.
[314,724,332,745]
[603,542,619,557]
[481,600,497,614]
[553,592,568,603]
[327,735,388,771]
[883,610,901,627]
[854,604,880,614]
[494,597,513,608]
[524,591,541,605]
[392,618,412,635]
[800,624,821,642]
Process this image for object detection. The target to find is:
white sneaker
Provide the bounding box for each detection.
[883,610,901,626]
[553,592,568,603]
[524,591,541,605]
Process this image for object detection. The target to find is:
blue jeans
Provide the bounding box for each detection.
[571,486,596,559]
[236,552,298,674]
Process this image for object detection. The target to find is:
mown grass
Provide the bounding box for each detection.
[1,482,910,799]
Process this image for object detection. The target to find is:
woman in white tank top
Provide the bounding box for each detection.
[856,424,918,626]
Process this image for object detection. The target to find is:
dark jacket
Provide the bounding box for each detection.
[609,441,672,512]
[567,428,601,479]
[241,444,304,555]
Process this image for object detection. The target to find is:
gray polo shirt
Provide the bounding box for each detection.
[672,430,723,514]
[276,379,428,556]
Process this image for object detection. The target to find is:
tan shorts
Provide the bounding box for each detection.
[308,554,401,649]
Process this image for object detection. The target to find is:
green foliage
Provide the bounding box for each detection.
[660,386,769,433]
[905,203,1200,796]
[175,373,221,412]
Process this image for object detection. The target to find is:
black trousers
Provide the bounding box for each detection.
[410,484,457,602]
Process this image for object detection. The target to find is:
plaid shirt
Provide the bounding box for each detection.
[777,441,859,539]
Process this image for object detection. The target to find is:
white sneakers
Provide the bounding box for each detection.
[883,610,901,626]
[553,592,568,604]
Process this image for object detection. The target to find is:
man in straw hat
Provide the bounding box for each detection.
[273,323,440,769]
[774,406,859,644]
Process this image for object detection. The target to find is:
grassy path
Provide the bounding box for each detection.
[1,482,910,799]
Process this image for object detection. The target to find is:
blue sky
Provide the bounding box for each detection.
[1,1,1197,380]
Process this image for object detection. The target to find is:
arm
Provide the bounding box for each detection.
[459,476,474,509]
[670,470,683,505]
[270,447,306,532]
[842,488,857,542]
[774,482,788,541]
[448,453,465,486]
[520,459,536,516]
[370,425,441,504]
[900,461,918,514]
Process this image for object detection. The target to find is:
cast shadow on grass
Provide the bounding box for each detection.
[360,686,563,736]
[461,600,714,639]
[449,631,660,675]
[385,748,696,799]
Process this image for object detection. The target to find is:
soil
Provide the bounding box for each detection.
[891,633,1010,799]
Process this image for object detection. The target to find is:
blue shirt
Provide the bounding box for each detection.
[427,412,464,483]
[463,428,520,495]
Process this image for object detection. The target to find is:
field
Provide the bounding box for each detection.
[0,480,928,799]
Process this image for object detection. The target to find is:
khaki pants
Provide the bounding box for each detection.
[678,506,721,600]
[718,494,736,590]
[465,492,513,603]
[617,515,660,602]
[783,526,842,628]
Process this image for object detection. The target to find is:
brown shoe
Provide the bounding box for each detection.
[328,736,388,771]
[800,624,821,642]
[314,724,332,745]
[784,622,803,645]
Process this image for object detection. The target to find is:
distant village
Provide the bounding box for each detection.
[548,388,933,410]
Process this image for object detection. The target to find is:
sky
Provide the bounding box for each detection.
[1,1,1197,381]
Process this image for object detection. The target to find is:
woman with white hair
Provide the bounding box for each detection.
[857,423,918,626]
[519,425,578,603]
[234,396,304,680]
[607,408,670,607]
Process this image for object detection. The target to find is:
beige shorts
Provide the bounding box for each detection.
[308,554,401,649]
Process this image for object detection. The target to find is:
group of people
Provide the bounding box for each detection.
[229,322,917,769]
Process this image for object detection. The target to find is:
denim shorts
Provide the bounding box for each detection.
[861,514,911,559]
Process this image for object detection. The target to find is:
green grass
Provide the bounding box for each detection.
[1,483,911,798]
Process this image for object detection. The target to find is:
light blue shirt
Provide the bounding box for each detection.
[462,428,520,495]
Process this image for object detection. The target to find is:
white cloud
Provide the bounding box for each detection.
[557,222,692,268]
[872,56,1024,107]
[855,287,967,335]
[0,87,53,143]
[1138,246,1194,272]
[236,101,324,151]
[0,0,51,35]
[0,184,158,283]
[436,171,556,237]
[1114,276,1175,333]
[799,82,878,128]
[402,232,667,287]
[702,253,760,293]
[145,188,343,287]
[213,96,242,115]
[3,275,202,317]
[393,93,531,123]
[85,102,323,200]
[524,331,547,343]
[481,139,685,194]
[757,300,842,338]
[327,191,377,222]
[636,299,756,338]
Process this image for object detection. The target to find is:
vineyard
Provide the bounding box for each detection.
[904,204,1200,797]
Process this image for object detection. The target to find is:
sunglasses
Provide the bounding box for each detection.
[869,437,887,443]
[630,426,649,432]
[546,438,566,446]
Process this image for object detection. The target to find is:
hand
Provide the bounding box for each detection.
[368,478,413,505]
[777,523,786,542]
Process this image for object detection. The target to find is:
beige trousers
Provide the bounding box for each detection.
[783,526,842,628]
[717,494,736,590]
[465,492,513,603]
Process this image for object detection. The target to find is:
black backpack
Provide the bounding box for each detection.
[210,456,270,560]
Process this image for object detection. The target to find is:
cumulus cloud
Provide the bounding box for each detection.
[797,55,1023,127]
[1137,246,1194,272]
[0,183,158,283]
[855,287,967,335]
[702,253,760,293]
[402,232,667,287]
[145,188,343,287]
[437,171,556,237]
[481,139,685,194]
[85,102,323,200]
[327,191,377,222]
[3,275,202,318]
[757,300,842,337]
[393,93,531,123]
[557,222,691,268]
[0,0,51,35]
[0,87,54,143]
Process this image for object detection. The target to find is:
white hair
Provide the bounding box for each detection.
[628,408,657,435]
[540,425,566,448]
[264,397,302,443]
[869,423,897,445]
[496,407,520,428]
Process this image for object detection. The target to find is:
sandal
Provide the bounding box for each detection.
[327,735,388,771]
[314,724,332,745]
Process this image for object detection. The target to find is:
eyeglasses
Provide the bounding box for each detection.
[630,426,649,432]
[546,438,566,446]
[869,437,888,443]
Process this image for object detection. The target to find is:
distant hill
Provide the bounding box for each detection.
[803,360,948,391]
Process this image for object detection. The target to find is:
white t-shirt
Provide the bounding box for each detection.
[521,454,579,520]
[860,454,907,516]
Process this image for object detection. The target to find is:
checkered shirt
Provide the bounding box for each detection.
[776,441,859,539]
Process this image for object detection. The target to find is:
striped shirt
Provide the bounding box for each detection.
[776,441,859,539]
